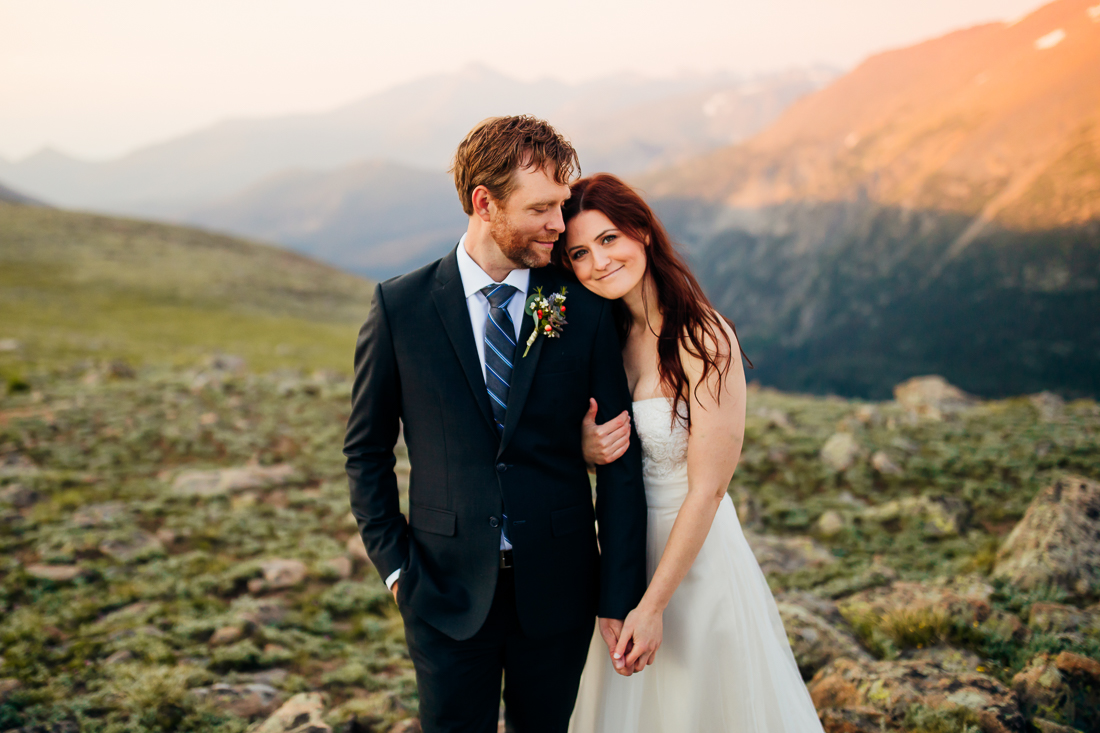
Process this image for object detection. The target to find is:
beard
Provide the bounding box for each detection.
[490,209,553,269]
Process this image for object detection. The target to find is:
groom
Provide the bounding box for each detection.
[344,115,648,733]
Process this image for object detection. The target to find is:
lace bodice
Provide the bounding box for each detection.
[633,397,689,481]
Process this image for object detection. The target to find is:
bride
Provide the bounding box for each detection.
[557,174,825,732]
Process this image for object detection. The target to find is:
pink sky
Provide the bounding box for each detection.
[0,0,1047,160]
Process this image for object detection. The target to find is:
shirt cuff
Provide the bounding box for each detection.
[385,568,400,590]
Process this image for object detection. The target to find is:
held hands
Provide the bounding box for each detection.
[581,399,631,466]
[598,606,663,676]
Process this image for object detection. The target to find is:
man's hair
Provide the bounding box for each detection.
[450,115,580,216]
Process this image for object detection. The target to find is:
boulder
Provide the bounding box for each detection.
[209,626,245,646]
[775,599,870,679]
[815,510,846,539]
[25,564,83,582]
[992,475,1100,597]
[821,433,863,472]
[192,682,282,719]
[870,451,902,476]
[99,530,165,562]
[743,531,836,577]
[249,559,308,594]
[840,576,994,627]
[1027,602,1100,635]
[171,464,296,498]
[859,495,969,538]
[1054,651,1100,682]
[71,501,128,528]
[252,692,330,733]
[322,556,353,580]
[808,656,1023,733]
[1012,654,1068,718]
[893,375,976,419]
[1012,652,1100,732]
[1030,392,1065,423]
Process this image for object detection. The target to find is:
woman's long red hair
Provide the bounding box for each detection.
[555,173,751,429]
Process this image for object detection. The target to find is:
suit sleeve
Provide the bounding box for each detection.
[590,300,648,619]
[344,283,408,583]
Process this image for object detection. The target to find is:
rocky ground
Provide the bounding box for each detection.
[0,366,1098,733]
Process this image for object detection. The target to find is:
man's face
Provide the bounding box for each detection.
[489,163,571,269]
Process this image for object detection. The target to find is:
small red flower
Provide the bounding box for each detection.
[559,306,565,312]
[544,324,552,332]
[537,310,543,319]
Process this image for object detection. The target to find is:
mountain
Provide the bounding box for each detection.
[643,0,1100,399]
[185,161,463,278]
[0,202,373,372]
[0,180,44,206]
[0,66,834,219]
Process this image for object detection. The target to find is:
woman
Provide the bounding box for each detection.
[559,174,824,732]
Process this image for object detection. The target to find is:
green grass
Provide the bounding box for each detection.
[0,202,373,375]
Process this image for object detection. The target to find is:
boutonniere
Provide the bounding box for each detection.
[522,286,568,357]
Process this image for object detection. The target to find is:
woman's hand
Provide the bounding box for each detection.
[581,398,631,466]
[612,603,663,675]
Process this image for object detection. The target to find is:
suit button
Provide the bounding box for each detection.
[489,516,500,528]
[496,463,507,473]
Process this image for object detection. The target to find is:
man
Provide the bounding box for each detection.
[344,115,647,733]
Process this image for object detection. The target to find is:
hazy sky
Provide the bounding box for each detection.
[1,0,1047,161]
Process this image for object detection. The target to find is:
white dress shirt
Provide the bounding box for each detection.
[387,235,530,590]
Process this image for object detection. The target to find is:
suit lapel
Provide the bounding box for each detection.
[431,248,497,436]
[498,267,552,456]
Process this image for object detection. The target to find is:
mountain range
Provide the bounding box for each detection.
[0,66,833,216]
[644,0,1100,398]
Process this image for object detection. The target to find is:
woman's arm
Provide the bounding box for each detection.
[611,320,746,674]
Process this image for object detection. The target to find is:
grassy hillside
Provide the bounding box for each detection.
[0,203,373,380]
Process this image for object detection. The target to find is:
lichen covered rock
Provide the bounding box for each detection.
[993,475,1100,597]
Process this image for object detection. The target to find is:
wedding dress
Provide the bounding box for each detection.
[569,397,825,732]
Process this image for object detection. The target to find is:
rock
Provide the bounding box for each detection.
[860,495,969,538]
[808,655,1023,733]
[252,691,330,733]
[992,475,1100,597]
[322,556,353,580]
[821,432,862,472]
[171,464,296,498]
[905,645,985,675]
[1030,391,1065,422]
[103,650,134,664]
[192,682,282,719]
[893,375,977,419]
[234,597,289,627]
[1054,651,1100,681]
[754,407,791,429]
[0,678,21,700]
[0,339,22,352]
[1027,602,1100,634]
[155,527,177,545]
[853,405,879,425]
[71,501,128,528]
[869,451,902,476]
[815,510,846,539]
[209,626,244,646]
[107,360,136,379]
[251,558,308,592]
[346,534,370,564]
[1013,654,1067,716]
[99,530,164,562]
[775,599,870,679]
[0,483,40,508]
[25,564,83,582]
[743,531,836,576]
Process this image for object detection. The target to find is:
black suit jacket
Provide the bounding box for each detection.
[344,246,648,640]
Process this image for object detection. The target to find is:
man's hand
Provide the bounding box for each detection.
[581,399,631,466]
[391,581,399,602]
[598,617,622,656]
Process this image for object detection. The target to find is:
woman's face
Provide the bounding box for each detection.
[564,209,648,300]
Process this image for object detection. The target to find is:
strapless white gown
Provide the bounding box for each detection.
[569,398,825,733]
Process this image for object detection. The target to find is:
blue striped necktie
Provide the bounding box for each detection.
[480,283,518,435]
